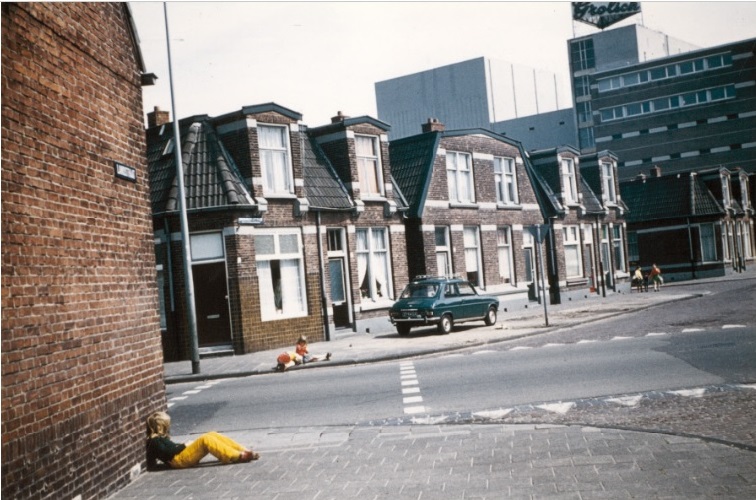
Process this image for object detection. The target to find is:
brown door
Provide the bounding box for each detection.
[192,262,232,346]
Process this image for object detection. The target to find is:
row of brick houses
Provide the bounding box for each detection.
[146,106,631,361]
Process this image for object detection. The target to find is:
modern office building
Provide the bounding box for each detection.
[375,57,572,141]
[568,24,756,180]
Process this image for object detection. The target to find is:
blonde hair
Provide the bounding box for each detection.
[297,335,308,344]
[146,411,171,438]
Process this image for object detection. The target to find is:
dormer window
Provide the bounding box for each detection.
[446,151,475,203]
[721,174,731,207]
[494,157,518,205]
[355,135,384,197]
[259,124,293,195]
[601,161,617,203]
[561,158,578,204]
[741,176,751,208]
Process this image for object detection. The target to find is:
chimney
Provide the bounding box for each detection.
[147,106,171,128]
[422,118,445,133]
[650,165,662,177]
[331,111,349,123]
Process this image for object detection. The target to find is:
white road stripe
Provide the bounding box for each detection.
[723,324,746,329]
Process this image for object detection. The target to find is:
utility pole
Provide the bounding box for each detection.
[164,3,200,374]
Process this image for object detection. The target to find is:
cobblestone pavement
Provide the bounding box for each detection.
[110,273,756,499]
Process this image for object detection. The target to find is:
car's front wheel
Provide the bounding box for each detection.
[484,306,497,326]
[397,324,411,336]
[437,314,453,334]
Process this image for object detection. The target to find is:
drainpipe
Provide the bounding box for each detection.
[316,211,331,341]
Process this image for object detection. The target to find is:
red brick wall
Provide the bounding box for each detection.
[2,4,165,499]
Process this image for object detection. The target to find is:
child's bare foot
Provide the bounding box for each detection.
[238,450,260,462]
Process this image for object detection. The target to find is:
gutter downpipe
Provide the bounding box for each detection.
[315,211,331,341]
[164,3,200,374]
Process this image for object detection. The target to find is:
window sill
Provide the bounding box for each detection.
[261,311,308,322]
[264,192,297,199]
[448,202,478,209]
[497,203,522,210]
[358,299,394,312]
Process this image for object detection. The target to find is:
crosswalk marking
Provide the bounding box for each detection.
[400,362,425,415]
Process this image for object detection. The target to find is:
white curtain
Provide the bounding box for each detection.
[257,260,275,319]
[259,125,291,193]
[280,258,303,314]
[464,228,479,272]
[356,229,369,298]
[356,136,379,195]
[372,230,388,299]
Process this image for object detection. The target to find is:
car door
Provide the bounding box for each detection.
[441,283,465,319]
[458,281,487,318]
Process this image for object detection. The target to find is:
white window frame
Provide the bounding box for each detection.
[721,174,731,208]
[601,162,617,204]
[497,226,513,283]
[561,158,578,204]
[700,223,717,262]
[355,134,384,198]
[356,227,394,301]
[258,124,294,195]
[495,156,518,205]
[435,226,452,277]
[563,225,583,278]
[446,151,475,203]
[255,229,307,320]
[463,226,484,288]
[612,225,626,272]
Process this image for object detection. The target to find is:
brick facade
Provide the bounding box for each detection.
[2,4,165,499]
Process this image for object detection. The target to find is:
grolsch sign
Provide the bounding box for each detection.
[572,2,641,29]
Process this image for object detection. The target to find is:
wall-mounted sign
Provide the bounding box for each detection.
[572,2,641,29]
[114,161,137,182]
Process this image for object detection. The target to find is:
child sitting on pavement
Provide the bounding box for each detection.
[145,411,259,469]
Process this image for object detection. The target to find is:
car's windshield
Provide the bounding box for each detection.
[400,283,440,299]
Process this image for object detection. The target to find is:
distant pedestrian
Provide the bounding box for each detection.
[632,267,644,293]
[648,264,663,291]
[145,411,259,470]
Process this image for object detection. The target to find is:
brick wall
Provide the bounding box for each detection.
[2,4,165,499]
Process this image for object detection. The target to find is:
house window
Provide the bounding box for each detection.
[721,174,731,208]
[741,176,751,212]
[494,157,518,205]
[577,101,592,123]
[497,226,513,283]
[435,226,452,277]
[612,225,625,272]
[446,151,475,203]
[355,135,384,197]
[578,127,595,150]
[700,224,717,262]
[723,222,732,261]
[259,124,293,195]
[600,225,611,276]
[255,230,306,320]
[561,158,578,204]
[522,230,535,282]
[563,225,583,278]
[464,226,483,287]
[190,232,224,262]
[356,228,393,301]
[601,162,617,203]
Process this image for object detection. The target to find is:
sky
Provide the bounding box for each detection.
[130,1,756,127]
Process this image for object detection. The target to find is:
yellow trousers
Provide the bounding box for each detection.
[170,431,247,468]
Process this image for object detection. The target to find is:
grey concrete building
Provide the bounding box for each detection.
[375,57,571,141]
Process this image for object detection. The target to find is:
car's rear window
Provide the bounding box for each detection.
[401,283,440,299]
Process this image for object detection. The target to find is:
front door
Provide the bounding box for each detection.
[329,257,351,328]
[192,262,232,347]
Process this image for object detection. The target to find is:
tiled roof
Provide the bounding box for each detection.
[388,131,441,217]
[147,118,255,214]
[621,174,724,223]
[300,134,354,210]
[580,177,604,215]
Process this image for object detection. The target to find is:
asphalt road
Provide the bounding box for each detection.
[165,279,755,435]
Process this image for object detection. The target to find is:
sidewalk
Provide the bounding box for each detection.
[109,271,756,499]
[165,283,700,384]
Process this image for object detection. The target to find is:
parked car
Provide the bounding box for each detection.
[389,276,499,335]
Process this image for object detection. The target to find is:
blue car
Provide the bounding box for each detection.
[389,276,499,336]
